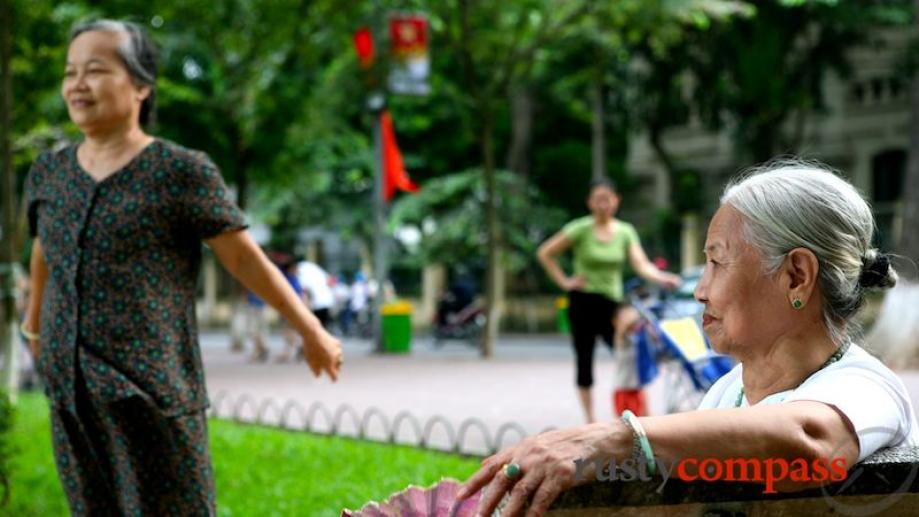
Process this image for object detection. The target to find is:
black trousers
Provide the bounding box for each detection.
[567,290,619,388]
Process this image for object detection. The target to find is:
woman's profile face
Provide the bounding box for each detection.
[694,206,789,356]
[587,185,620,219]
[62,30,147,132]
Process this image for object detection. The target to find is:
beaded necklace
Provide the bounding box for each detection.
[734,341,851,408]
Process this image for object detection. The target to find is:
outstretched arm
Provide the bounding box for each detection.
[460,401,858,516]
[206,229,342,381]
[628,242,681,289]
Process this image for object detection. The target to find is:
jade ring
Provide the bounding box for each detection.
[502,462,522,479]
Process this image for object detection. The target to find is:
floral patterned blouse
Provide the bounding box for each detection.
[25,138,248,416]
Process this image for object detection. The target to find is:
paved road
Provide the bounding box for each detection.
[202,332,597,455]
[201,331,919,456]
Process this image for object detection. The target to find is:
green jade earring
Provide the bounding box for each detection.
[792,298,803,310]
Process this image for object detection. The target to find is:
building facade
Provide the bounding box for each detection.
[625,28,912,269]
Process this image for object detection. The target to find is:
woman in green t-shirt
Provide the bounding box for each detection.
[537,178,681,423]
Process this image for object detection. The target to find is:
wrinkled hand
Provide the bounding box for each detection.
[302,327,342,382]
[456,423,627,517]
[563,276,586,292]
[658,272,682,290]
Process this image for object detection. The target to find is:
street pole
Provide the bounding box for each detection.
[371,102,386,354]
[368,0,387,354]
[0,0,19,401]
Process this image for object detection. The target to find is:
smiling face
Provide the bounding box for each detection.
[62,30,148,133]
[693,205,792,356]
[586,184,620,220]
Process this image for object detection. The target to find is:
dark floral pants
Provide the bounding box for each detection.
[49,372,215,516]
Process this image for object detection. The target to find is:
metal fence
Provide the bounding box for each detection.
[207,390,557,456]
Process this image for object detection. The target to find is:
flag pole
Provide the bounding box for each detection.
[371,104,386,354]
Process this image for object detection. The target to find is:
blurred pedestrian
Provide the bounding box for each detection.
[537,177,681,423]
[244,287,269,362]
[348,271,370,336]
[297,259,334,330]
[19,20,342,516]
[275,254,304,362]
[331,274,352,333]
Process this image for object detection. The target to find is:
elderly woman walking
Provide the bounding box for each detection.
[19,20,342,516]
[458,160,919,516]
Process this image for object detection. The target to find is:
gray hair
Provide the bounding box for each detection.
[71,19,158,126]
[721,158,898,345]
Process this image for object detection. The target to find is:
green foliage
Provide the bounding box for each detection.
[389,169,566,273]
[9,0,912,288]
[251,117,376,249]
[684,0,911,162]
[653,207,684,268]
[531,140,594,215]
[673,170,705,213]
[0,391,12,508]
[9,392,480,516]
[10,1,87,171]
[151,1,370,203]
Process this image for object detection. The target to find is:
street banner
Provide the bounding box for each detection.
[388,14,430,96]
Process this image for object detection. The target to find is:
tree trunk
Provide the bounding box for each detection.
[750,121,782,164]
[358,239,373,278]
[591,74,607,181]
[482,109,502,358]
[505,86,533,178]
[228,145,249,351]
[790,104,808,153]
[228,122,251,209]
[898,0,919,262]
[648,124,676,208]
[235,163,249,210]
[421,263,446,329]
[0,0,19,400]
[680,212,701,272]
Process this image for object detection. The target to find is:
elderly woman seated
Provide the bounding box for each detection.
[457,160,919,516]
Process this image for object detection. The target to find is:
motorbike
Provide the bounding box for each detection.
[432,295,486,345]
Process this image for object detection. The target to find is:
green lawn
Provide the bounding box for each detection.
[9,392,481,516]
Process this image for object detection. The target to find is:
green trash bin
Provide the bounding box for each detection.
[381,301,413,353]
[556,296,570,334]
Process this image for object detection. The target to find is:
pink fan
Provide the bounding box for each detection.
[341,478,482,517]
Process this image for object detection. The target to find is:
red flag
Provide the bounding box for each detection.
[352,27,374,69]
[381,110,419,201]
